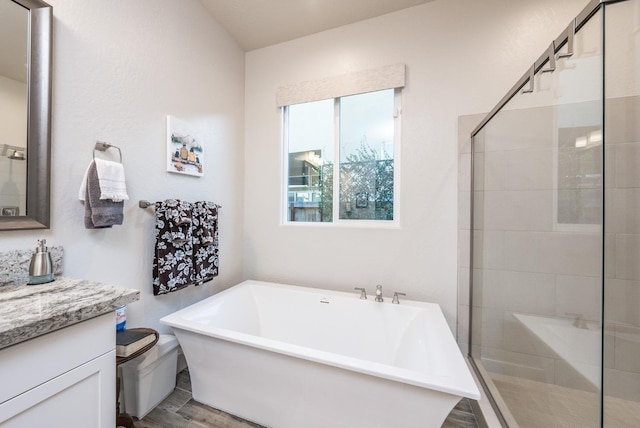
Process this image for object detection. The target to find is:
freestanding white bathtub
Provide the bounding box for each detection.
[161,280,480,428]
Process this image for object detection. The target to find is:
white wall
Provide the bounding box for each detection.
[0,0,245,334]
[244,0,589,332]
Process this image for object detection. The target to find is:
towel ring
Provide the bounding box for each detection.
[93,141,122,163]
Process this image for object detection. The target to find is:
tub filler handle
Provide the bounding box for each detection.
[354,287,367,300]
[392,292,406,304]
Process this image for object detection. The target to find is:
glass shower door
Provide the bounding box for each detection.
[470,8,603,427]
[603,0,640,426]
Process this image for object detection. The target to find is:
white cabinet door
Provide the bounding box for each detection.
[0,350,115,428]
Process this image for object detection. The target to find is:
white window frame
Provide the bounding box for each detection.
[281,89,402,228]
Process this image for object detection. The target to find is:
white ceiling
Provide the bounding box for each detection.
[199,0,433,51]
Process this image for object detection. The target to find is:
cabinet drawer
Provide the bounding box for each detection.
[0,313,114,404]
[0,350,115,427]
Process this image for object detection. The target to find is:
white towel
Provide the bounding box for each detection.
[78,162,91,202]
[78,160,129,202]
[94,158,129,202]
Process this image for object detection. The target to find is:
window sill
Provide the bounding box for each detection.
[280,219,401,230]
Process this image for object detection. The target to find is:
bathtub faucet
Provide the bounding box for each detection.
[375,284,384,302]
[354,287,367,300]
[567,312,588,329]
[392,292,406,304]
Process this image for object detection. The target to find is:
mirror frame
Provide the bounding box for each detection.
[1,0,52,230]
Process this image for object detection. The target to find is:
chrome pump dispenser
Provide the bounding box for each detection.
[28,239,54,285]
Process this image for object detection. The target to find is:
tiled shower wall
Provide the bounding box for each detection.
[603,95,640,402]
[458,110,601,392]
[457,113,485,357]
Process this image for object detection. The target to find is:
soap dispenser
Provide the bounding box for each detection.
[28,239,54,285]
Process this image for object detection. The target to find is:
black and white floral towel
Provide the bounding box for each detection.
[193,201,220,285]
[152,199,220,295]
[153,199,194,296]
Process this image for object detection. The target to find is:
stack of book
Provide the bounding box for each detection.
[116,329,156,358]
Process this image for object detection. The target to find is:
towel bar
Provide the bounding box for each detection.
[138,200,221,209]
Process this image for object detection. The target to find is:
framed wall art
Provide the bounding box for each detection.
[166,115,204,177]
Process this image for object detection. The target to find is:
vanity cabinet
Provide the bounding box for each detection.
[0,314,115,427]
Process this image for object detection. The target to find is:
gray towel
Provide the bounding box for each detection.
[84,161,123,228]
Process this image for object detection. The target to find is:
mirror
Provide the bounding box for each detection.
[0,0,51,230]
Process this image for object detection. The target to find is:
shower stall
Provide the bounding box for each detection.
[468,0,640,426]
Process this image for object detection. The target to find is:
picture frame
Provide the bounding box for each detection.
[166,115,204,177]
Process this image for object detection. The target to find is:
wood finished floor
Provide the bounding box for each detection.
[132,369,479,428]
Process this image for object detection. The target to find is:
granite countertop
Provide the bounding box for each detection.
[0,276,139,350]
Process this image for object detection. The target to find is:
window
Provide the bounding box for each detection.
[283,88,400,224]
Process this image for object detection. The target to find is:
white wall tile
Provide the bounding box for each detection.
[604,278,640,326]
[604,325,616,370]
[478,346,555,383]
[615,234,640,280]
[472,191,484,230]
[614,142,640,188]
[473,230,505,270]
[605,142,616,189]
[457,303,470,346]
[501,271,556,315]
[613,324,640,374]
[458,267,470,305]
[604,367,640,401]
[503,147,554,191]
[605,96,640,145]
[476,269,503,309]
[483,150,507,191]
[471,268,486,308]
[483,190,553,232]
[458,190,470,230]
[472,307,504,349]
[606,188,640,234]
[473,151,485,191]
[555,275,601,321]
[458,228,470,269]
[605,233,616,280]
[538,232,601,276]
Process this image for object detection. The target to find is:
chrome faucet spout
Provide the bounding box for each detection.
[375,284,384,302]
[354,287,367,300]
